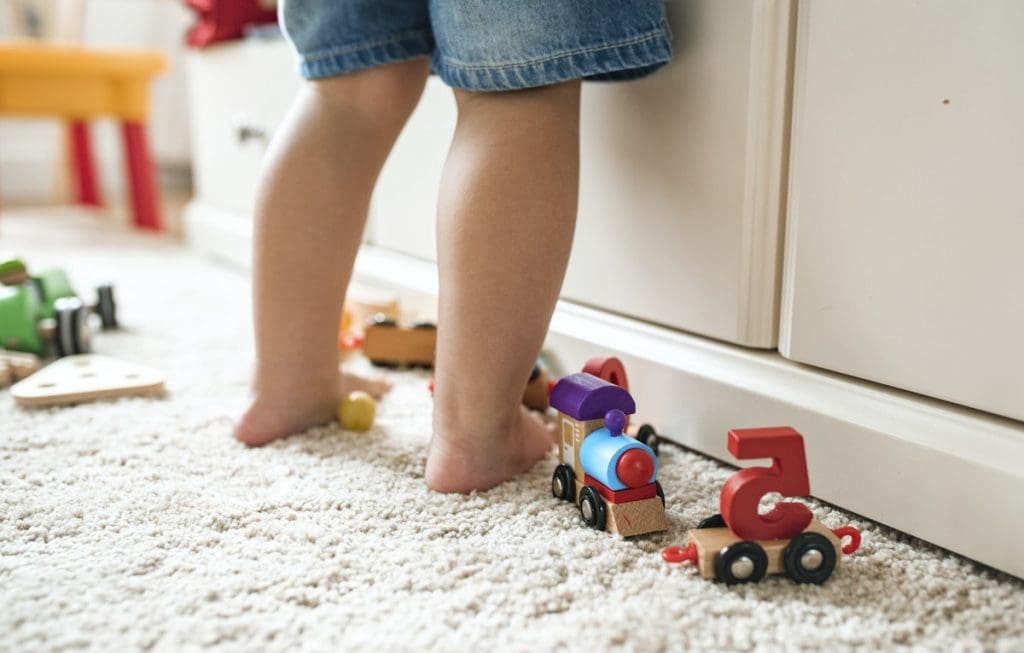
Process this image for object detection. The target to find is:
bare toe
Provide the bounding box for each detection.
[341,371,392,399]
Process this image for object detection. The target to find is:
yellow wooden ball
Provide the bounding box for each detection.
[339,390,376,432]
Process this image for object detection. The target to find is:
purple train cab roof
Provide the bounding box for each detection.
[549,373,635,422]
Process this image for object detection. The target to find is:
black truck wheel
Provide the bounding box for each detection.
[578,486,607,531]
[53,297,91,357]
[697,513,727,529]
[715,541,768,585]
[95,284,118,329]
[783,532,837,584]
[635,423,660,456]
[551,464,574,502]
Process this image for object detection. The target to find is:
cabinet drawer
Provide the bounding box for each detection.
[371,1,795,347]
[186,38,299,215]
[781,0,1024,421]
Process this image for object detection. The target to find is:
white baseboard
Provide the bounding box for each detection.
[183,201,253,270]
[182,215,1024,578]
[352,244,1024,579]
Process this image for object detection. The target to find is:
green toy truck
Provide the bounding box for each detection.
[0,255,117,357]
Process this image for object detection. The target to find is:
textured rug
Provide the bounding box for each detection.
[2,210,1023,652]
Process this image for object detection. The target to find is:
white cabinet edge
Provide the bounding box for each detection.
[736,0,796,347]
[777,0,811,357]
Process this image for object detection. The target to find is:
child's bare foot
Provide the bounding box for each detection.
[234,370,390,446]
[425,406,556,493]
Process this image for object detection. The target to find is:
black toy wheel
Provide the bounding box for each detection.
[715,541,768,585]
[655,481,665,506]
[578,486,607,531]
[412,320,436,330]
[551,464,574,502]
[635,423,660,456]
[53,297,91,357]
[369,314,397,327]
[95,284,117,329]
[529,363,542,382]
[697,513,727,529]
[783,532,837,584]
[368,359,399,369]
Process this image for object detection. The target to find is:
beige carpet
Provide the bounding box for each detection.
[2,210,1023,652]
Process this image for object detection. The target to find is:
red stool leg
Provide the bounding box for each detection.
[69,121,103,207]
[121,121,163,231]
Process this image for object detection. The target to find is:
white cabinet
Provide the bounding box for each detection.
[781,0,1024,422]
[184,37,300,267]
[369,0,796,347]
[186,38,299,216]
[366,78,454,262]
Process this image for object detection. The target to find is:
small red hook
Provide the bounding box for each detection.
[832,525,861,555]
[662,541,699,565]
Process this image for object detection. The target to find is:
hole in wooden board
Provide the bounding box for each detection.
[80,372,96,378]
[73,359,91,367]
[125,373,139,379]
[37,382,56,388]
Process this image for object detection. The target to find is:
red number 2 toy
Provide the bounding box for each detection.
[720,427,813,540]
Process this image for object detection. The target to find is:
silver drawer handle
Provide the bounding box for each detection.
[232,113,268,145]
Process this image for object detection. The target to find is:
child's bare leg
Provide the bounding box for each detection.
[426,81,581,492]
[235,59,430,446]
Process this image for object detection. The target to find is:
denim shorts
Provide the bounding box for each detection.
[280,1,672,91]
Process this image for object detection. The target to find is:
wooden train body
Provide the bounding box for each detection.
[549,372,667,537]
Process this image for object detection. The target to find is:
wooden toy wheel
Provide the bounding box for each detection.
[697,513,727,529]
[578,486,607,531]
[714,541,768,585]
[53,297,91,357]
[551,465,574,502]
[783,532,837,584]
[95,284,118,329]
[635,423,660,456]
[369,314,397,327]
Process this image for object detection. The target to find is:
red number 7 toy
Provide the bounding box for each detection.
[662,427,861,585]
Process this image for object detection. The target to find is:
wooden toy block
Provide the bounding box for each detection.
[11,354,165,407]
[362,317,436,368]
[604,496,669,537]
[0,256,29,286]
[0,350,42,388]
[688,518,842,581]
[344,286,399,335]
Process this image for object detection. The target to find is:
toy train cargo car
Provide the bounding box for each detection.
[549,372,667,537]
[361,315,436,368]
[663,513,861,585]
[661,427,861,584]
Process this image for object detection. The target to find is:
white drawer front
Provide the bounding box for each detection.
[370,1,795,347]
[781,0,1024,421]
[186,39,300,216]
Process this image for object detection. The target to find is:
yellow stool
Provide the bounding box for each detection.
[0,43,168,229]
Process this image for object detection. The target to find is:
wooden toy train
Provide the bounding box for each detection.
[549,372,667,537]
[549,357,861,585]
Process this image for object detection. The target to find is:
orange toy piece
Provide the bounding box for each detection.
[0,44,168,229]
